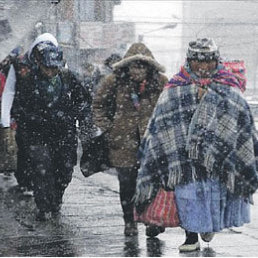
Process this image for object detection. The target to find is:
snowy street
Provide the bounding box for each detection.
[1,165,258,257]
[1,1,258,257]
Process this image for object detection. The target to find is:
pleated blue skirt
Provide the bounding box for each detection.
[174,179,250,233]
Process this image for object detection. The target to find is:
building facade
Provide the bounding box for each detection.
[46,0,135,72]
[0,0,135,73]
[0,0,51,60]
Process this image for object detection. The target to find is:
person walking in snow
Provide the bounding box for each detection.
[134,38,258,251]
[1,33,92,220]
[103,53,122,75]
[1,34,59,196]
[0,46,24,77]
[0,46,24,174]
[93,43,167,236]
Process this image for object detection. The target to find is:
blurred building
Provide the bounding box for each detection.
[0,0,11,42]
[181,0,258,97]
[0,0,51,60]
[45,0,135,72]
[0,0,135,72]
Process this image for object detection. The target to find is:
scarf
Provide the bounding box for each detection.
[34,73,62,108]
[165,61,246,93]
[130,79,147,111]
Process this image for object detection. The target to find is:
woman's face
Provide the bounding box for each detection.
[189,59,217,78]
[128,62,148,82]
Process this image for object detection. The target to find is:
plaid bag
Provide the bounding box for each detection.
[134,188,180,228]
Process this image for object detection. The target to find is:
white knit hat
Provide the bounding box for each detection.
[187,38,220,61]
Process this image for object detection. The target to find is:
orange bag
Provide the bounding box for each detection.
[134,188,180,228]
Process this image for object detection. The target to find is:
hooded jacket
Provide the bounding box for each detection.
[93,43,168,168]
[1,33,59,127]
[1,34,91,163]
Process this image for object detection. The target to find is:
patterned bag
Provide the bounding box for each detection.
[223,60,246,92]
[134,188,180,227]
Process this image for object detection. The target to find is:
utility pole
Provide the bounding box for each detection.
[254,24,258,96]
[50,0,61,4]
[138,23,177,43]
[74,0,81,72]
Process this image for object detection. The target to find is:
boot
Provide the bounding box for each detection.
[179,231,200,252]
[145,225,165,238]
[36,210,47,221]
[124,222,138,236]
[51,204,62,218]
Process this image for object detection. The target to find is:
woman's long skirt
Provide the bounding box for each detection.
[174,179,250,233]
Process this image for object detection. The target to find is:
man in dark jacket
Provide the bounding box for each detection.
[1,34,59,195]
[9,36,91,221]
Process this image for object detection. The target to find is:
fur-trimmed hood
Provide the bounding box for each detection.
[112,43,165,73]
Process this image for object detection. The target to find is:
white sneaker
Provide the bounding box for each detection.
[179,241,200,252]
[22,189,33,197]
[200,232,215,242]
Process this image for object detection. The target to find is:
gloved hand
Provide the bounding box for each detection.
[55,111,74,125]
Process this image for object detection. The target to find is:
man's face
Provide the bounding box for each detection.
[189,59,217,78]
[83,64,94,77]
[128,62,148,82]
[39,64,58,79]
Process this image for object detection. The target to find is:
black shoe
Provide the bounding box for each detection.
[146,225,165,238]
[36,211,47,221]
[51,204,62,218]
[124,222,138,236]
[51,210,61,218]
[51,204,62,213]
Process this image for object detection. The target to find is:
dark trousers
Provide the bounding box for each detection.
[117,167,138,224]
[15,129,33,190]
[28,144,74,213]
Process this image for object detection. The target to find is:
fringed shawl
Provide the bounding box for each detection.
[135,83,258,210]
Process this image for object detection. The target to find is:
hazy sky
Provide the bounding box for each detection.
[114,0,183,75]
[114,1,182,22]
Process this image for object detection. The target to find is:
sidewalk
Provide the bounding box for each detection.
[0,166,258,256]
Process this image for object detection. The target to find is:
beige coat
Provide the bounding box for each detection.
[93,43,168,167]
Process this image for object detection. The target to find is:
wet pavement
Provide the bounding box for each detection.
[1,165,258,257]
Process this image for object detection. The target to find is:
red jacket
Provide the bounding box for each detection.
[0,72,6,98]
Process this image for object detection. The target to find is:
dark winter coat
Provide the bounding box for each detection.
[11,56,91,165]
[93,43,168,168]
